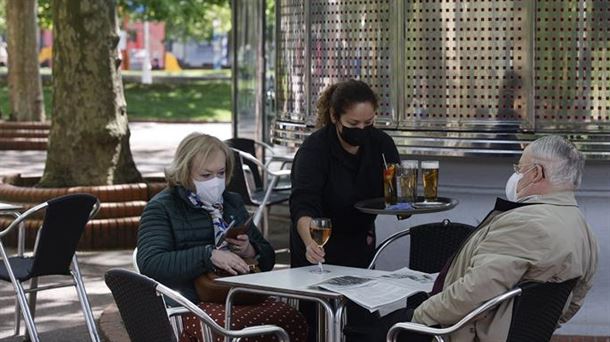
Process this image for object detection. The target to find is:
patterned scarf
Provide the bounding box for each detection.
[187,191,229,249]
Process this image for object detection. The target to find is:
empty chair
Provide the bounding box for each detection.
[368,219,475,272]
[105,268,289,342]
[225,138,292,191]
[0,193,101,342]
[387,278,578,342]
[227,148,291,238]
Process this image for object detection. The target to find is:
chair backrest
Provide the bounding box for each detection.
[227,150,256,206]
[30,193,98,277]
[226,138,264,190]
[409,220,475,273]
[105,269,177,342]
[507,278,578,342]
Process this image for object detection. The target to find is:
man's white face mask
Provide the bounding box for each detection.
[193,176,225,204]
[505,165,536,202]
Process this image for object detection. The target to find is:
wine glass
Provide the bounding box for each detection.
[309,218,332,273]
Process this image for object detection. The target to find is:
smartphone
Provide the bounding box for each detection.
[225,215,253,239]
[216,216,253,247]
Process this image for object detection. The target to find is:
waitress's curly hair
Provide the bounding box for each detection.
[315,79,378,128]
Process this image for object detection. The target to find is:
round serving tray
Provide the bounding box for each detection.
[354,196,458,215]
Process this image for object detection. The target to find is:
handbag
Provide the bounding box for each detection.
[194,257,268,305]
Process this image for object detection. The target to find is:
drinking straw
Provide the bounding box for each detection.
[382,153,393,191]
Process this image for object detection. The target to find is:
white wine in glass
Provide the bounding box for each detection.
[309,218,332,273]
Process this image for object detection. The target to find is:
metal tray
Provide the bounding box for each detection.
[354,196,458,215]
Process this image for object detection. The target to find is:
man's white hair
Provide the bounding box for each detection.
[528,135,585,189]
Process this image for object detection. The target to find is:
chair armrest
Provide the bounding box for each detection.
[156,283,290,342]
[253,140,276,158]
[269,169,291,178]
[386,287,523,342]
[167,306,190,317]
[368,228,412,269]
[0,202,48,238]
[89,199,101,219]
[232,148,292,179]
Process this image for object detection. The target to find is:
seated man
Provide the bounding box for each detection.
[361,135,599,342]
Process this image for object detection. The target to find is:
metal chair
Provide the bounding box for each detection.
[368,219,476,272]
[227,148,291,238]
[0,193,101,342]
[386,278,578,342]
[225,138,291,191]
[105,268,289,342]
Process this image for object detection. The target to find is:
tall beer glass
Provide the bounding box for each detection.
[421,161,439,202]
[398,160,418,203]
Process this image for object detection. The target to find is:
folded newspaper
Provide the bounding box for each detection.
[315,267,437,316]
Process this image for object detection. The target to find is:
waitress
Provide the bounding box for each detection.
[289,79,400,341]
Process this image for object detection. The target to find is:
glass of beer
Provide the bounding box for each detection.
[383,163,398,207]
[398,160,418,203]
[421,161,439,202]
[309,218,332,273]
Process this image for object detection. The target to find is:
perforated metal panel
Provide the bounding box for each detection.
[309,0,393,125]
[276,0,307,121]
[401,0,532,131]
[272,0,610,159]
[535,0,610,131]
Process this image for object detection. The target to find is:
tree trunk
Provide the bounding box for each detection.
[6,0,45,122]
[39,0,142,187]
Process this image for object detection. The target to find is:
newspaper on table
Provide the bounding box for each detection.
[315,267,437,316]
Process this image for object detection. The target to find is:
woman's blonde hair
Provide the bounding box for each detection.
[315,79,379,128]
[165,132,234,189]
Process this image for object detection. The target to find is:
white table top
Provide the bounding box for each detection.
[216,264,389,299]
[0,202,22,211]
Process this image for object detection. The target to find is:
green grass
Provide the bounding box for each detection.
[0,80,232,122]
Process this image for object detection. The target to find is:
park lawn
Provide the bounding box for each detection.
[0,80,232,122]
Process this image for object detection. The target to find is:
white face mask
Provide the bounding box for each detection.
[505,165,536,202]
[505,172,522,202]
[193,177,225,204]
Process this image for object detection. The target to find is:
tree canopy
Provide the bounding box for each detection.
[36,0,231,41]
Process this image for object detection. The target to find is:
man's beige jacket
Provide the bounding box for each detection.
[413,191,598,341]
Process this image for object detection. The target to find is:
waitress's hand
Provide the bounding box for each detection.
[211,249,250,275]
[305,241,325,264]
[225,234,256,258]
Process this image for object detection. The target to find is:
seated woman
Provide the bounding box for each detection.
[137,132,307,341]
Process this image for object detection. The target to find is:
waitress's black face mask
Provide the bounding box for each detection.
[339,123,372,147]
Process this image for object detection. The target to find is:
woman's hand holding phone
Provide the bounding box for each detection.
[224,215,255,257]
[226,234,255,258]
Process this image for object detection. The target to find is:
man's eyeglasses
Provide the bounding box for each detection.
[513,163,542,176]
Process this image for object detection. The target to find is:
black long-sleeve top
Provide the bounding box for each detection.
[289,124,400,268]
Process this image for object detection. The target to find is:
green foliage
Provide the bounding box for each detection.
[118,0,231,41]
[123,80,232,121]
[38,0,52,28]
[35,0,231,41]
[0,0,5,34]
[0,79,232,122]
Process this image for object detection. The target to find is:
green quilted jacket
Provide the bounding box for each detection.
[136,186,275,303]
